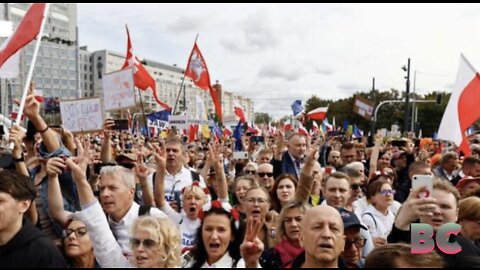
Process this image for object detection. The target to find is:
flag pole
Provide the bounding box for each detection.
[10,3,49,150]
[173,33,199,115]
[137,89,150,140]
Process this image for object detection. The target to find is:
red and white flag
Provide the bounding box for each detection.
[121,26,170,110]
[185,42,222,121]
[438,54,480,156]
[0,3,46,69]
[223,126,232,137]
[306,106,328,120]
[233,101,246,123]
[297,122,309,137]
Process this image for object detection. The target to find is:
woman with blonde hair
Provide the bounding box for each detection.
[260,201,310,268]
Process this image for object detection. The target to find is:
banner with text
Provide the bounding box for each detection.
[60,98,104,133]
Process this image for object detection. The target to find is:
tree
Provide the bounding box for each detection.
[254,112,272,125]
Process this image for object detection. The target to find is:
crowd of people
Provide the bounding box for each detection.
[1,88,480,268]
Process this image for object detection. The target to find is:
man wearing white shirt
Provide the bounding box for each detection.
[162,136,206,211]
[98,166,166,257]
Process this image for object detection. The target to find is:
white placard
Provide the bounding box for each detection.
[102,68,135,111]
[60,98,104,133]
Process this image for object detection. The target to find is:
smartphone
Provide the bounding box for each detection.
[232,151,249,160]
[412,174,434,198]
[391,140,407,148]
[114,119,129,130]
[327,130,340,137]
[245,132,254,136]
[367,135,374,147]
[250,136,265,143]
[26,121,37,140]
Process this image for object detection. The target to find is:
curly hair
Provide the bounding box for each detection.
[131,216,182,268]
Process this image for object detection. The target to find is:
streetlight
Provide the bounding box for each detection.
[402,58,411,134]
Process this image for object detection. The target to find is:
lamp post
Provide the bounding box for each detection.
[402,58,411,134]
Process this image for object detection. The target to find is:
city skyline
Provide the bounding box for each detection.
[76,4,480,118]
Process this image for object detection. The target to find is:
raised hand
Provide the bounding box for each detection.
[46,157,66,177]
[135,152,148,179]
[151,140,166,172]
[240,216,264,268]
[9,125,26,153]
[102,118,115,138]
[15,82,40,120]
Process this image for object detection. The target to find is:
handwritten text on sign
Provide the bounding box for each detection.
[60,98,104,133]
[103,68,136,111]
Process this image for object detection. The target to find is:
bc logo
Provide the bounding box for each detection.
[411,223,462,254]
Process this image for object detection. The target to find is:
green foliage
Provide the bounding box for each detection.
[254,112,272,125]
[301,89,450,137]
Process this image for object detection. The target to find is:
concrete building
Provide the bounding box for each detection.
[0,3,79,116]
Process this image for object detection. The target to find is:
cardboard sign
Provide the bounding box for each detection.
[102,68,136,111]
[60,98,104,133]
[353,96,375,120]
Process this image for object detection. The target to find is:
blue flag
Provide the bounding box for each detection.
[343,119,349,132]
[291,100,303,116]
[146,109,171,130]
[353,124,363,138]
[233,121,243,151]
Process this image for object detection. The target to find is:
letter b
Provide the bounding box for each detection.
[411,223,435,254]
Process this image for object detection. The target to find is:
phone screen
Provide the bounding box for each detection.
[114,119,129,130]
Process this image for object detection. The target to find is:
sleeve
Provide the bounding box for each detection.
[72,201,132,267]
[294,172,314,203]
[160,202,182,223]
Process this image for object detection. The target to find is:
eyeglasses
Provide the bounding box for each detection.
[63,227,88,238]
[257,172,273,178]
[245,170,256,175]
[345,238,366,249]
[118,162,135,169]
[351,184,365,190]
[379,189,395,196]
[246,197,269,205]
[130,238,158,249]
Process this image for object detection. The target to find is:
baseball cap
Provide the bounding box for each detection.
[338,208,367,230]
[456,177,480,190]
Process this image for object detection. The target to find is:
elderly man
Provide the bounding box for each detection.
[256,163,275,192]
[272,133,307,179]
[291,205,346,268]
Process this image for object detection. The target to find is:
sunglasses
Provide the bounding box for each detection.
[130,238,157,249]
[257,172,273,178]
[245,170,256,175]
[351,184,365,190]
[63,227,88,238]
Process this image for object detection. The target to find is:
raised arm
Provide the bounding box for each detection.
[210,144,228,201]
[369,133,383,175]
[9,125,28,176]
[46,157,71,225]
[66,138,95,205]
[100,119,115,163]
[153,142,167,208]
[295,139,320,203]
[135,152,154,206]
[21,83,59,152]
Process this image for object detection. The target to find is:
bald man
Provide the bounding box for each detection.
[291,205,346,268]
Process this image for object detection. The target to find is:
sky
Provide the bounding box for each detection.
[77,3,480,119]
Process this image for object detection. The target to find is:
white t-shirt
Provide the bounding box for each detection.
[361,204,395,239]
[161,201,200,250]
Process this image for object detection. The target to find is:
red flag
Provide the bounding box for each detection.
[0,3,46,69]
[188,124,199,143]
[185,42,222,121]
[233,101,246,123]
[437,54,480,156]
[306,106,328,120]
[122,26,170,110]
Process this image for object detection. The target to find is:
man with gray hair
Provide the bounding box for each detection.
[98,166,166,255]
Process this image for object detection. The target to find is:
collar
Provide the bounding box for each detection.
[202,252,234,267]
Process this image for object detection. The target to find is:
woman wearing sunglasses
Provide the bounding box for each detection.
[361,179,396,247]
[48,139,182,267]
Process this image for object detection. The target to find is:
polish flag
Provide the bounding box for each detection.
[121,26,170,110]
[33,89,43,102]
[233,101,246,123]
[223,126,232,137]
[0,3,46,69]
[306,106,328,120]
[298,122,309,137]
[284,122,293,132]
[437,54,480,156]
